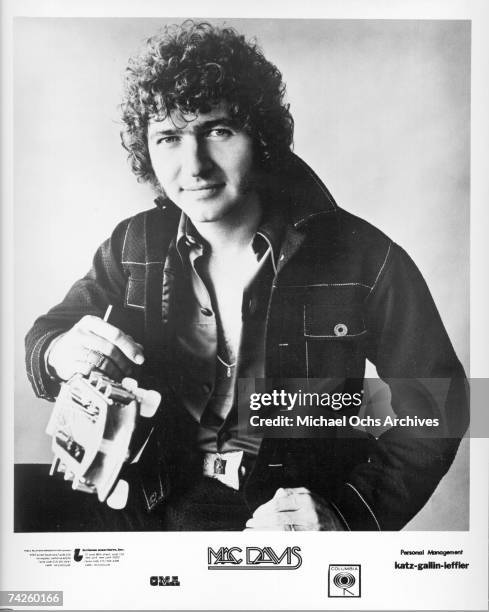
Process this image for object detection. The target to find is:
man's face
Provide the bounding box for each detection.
[147,103,258,224]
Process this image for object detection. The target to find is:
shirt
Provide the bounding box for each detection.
[173,208,284,456]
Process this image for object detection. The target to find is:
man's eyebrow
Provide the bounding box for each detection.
[148,126,181,139]
[148,117,237,139]
[195,117,237,131]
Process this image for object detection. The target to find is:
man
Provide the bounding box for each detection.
[23,21,468,531]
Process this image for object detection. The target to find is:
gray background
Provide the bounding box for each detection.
[14,18,470,529]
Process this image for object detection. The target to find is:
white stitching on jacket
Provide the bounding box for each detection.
[329,500,351,531]
[302,305,309,378]
[274,282,372,289]
[121,220,130,261]
[126,301,145,310]
[30,331,55,396]
[121,261,163,265]
[125,278,145,310]
[294,210,334,227]
[140,481,151,509]
[368,241,392,297]
[345,482,381,530]
[304,330,368,339]
[305,340,310,379]
[255,232,277,275]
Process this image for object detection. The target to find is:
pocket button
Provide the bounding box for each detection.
[334,323,348,337]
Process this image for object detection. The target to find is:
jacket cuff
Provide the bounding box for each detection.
[26,330,64,401]
[331,482,381,531]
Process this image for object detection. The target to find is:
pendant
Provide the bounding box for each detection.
[226,366,232,378]
[214,456,227,474]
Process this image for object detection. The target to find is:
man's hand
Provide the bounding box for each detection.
[46,315,145,382]
[245,487,346,531]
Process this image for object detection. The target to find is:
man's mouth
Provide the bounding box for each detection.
[182,183,224,191]
[180,183,225,199]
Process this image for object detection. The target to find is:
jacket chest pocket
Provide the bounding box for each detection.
[273,286,369,379]
[303,302,367,378]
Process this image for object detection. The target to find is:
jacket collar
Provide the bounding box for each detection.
[272,153,338,228]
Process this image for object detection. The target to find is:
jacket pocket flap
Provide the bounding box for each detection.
[125,276,145,310]
[304,304,366,338]
[123,263,146,310]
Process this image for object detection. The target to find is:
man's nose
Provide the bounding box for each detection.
[181,136,213,177]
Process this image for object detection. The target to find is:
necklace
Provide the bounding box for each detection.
[217,354,237,378]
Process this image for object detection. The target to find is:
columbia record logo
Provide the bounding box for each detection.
[328,564,361,597]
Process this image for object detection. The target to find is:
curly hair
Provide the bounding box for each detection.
[120,21,294,186]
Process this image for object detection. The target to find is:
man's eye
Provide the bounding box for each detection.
[207,128,233,138]
[155,135,180,145]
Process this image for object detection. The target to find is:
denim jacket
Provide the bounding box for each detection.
[25,154,468,530]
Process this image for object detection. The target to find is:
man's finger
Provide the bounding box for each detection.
[72,354,123,380]
[91,354,128,382]
[77,316,144,364]
[275,493,302,512]
[251,497,280,517]
[245,516,284,530]
[273,487,313,512]
[247,509,313,530]
[80,331,136,376]
[252,489,310,517]
[251,487,315,519]
[72,359,99,378]
[274,487,311,497]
